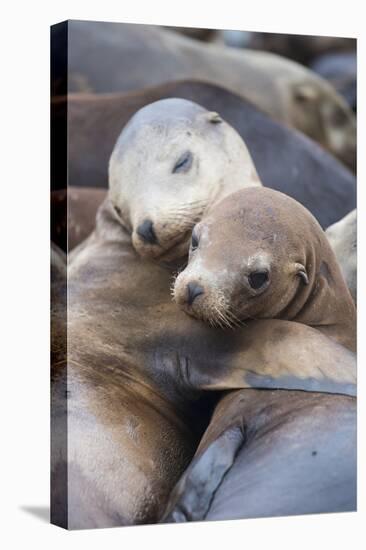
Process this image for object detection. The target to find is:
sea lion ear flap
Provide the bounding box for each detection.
[205,111,223,124]
[294,83,318,103]
[294,262,309,285]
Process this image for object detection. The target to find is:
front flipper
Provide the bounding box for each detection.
[162,425,245,522]
[186,320,356,397]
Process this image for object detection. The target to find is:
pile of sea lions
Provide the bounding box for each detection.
[51,21,357,529]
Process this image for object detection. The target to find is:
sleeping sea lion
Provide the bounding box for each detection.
[52,82,356,228]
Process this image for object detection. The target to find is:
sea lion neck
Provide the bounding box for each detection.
[282,230,356,351]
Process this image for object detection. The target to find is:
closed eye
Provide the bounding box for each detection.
[191,230,199,251]
[172,151,193,174]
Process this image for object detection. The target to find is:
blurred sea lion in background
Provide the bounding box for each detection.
[311,52,357,112]
[52,82,356,228]
[247,32,356,66]
[326,209,357,303]
[167,26,219,42]
[51,20,356,169]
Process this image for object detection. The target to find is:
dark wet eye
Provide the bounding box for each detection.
[248,270,269,290]
[191,230,199,251]
[173,151,193,174]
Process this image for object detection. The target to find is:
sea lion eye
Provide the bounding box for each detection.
[191,230,199,251]
[114,205,122,217]
[248,270,269,290]
[173,151,193,174]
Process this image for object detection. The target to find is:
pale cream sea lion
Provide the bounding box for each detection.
[326,209,357,303]
[108,97,261,264]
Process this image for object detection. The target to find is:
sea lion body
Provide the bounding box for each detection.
[56,20,356,168]
[53,82,356,228]
[163,389,357,522]
[51,99,356,528]
[326,209,357,303]
[51,187,106,251]
[174,187,356,351]
[52,197,356,528]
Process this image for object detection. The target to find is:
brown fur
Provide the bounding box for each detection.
[51,187,107,251]
[174,187,356,351]
[51,196,356,528]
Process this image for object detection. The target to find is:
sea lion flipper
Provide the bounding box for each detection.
[161,425,245,523]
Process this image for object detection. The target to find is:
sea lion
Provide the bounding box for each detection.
[163,389,356,522]
[311,52,357,112]
[52,82,356,228]
[108,97,261,263]
[247,32,356,66]
[51,187,106,251]
[52,194,356,529]
[326,209,357,303]
[52,20,356,169]
[173,187,356,351]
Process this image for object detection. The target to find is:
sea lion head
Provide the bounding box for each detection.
[109,98,261,263]
[173,187,320,327]
[290,78,356,171]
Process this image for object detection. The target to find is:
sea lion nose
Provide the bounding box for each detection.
[186,282,204,305]
[137,219,158,245]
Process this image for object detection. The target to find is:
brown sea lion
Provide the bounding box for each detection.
[168,190,357,522]
[51,20,356,169]
[326,209,357,303]
[52,193,356,529]
[52,82,356,228]
[162,389,356,522]
[51,187,106,251]
[174,187,356,351]
[51,185,357,312]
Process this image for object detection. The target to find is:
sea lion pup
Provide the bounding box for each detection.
[108,97,261,264]
[162,389,356,523]
[326,209,357,303]
[174,187,356,351]
[55,195,356,528]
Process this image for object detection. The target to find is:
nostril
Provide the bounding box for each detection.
[137,219,158,245]
[186,282,204,305]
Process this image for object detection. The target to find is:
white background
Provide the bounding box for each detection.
[0,1,364,548]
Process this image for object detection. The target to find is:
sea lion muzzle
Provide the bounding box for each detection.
[137,219,158,245]
[186,282,204,305]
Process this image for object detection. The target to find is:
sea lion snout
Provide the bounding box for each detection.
[186,282,204,305]
[136,219,158,245]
